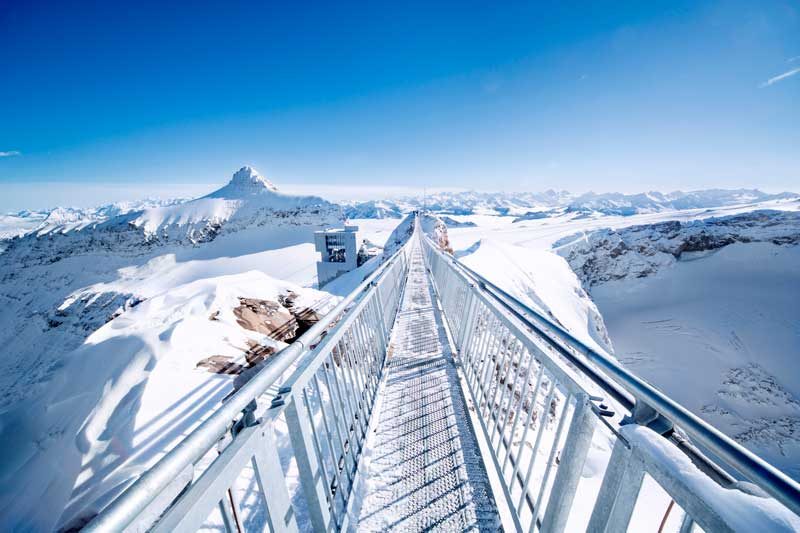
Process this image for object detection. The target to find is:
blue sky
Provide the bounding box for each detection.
[0,0,798,211]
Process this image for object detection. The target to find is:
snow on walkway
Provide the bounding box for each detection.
[351,243,500,531]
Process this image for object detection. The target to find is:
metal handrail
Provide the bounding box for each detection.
[448,257,739,487]
[426,234,800,518]
[84,238,412,532]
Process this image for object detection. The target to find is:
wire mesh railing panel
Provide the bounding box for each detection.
[421,227,800,533]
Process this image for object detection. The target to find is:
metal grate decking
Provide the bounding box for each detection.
[350,244,500,532]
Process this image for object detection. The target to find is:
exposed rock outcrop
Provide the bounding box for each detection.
[556,210,800,288]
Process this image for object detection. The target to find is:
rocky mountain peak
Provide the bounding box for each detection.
[227,166,278,193]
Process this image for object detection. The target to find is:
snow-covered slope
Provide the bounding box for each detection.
[591,242,800,479]
[0,167,341,407]
[430,211,612,355]
[456,239,613,355]
[0,167,351,530]
[553,210,800,479]
[0,271,331,531]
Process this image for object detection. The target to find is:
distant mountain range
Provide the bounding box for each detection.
[343,188,798,219]
[3,175,798,244]
[1,167,338,250]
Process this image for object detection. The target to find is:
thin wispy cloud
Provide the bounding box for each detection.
[789,56,800,63]
[760,67,800,88]
[0,150,21,157]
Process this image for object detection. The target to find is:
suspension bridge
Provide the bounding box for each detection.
[85,215,800,532]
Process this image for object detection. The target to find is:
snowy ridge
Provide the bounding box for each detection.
[565,189,798,216]
[0,198,189,245]
[406,190,570,216]
[430,212,614,357]
[556,210,800,287]
[343,200,404,219]
[420,212,453,253]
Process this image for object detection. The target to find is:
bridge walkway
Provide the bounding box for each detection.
[349,242,500,532]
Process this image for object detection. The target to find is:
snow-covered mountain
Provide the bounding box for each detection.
[343,200,405,219]
[405,190,570,216]
[2,167,339,265]
[341,190,569,219]
[0,198,190,242]
[0,166,341,409]
[127,166,336,242]
[0,167,346,530]
[342,188,798,219]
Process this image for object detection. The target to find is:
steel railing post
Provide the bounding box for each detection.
[540,393,597,533]
[586,437,633,533]
[457,290,477,351]
[255,417,300,533]
[601,452,645,533]
[284,393,332,532]
[679,512,695,533]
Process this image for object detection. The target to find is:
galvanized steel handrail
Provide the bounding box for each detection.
[422,229,601,531]
[420,228,800,531]
[84,236,413,532]
[439,245,800,518]
[449,256,739,490]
